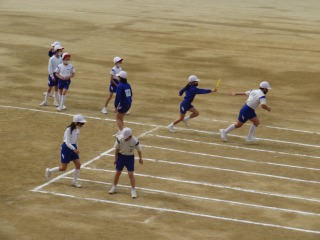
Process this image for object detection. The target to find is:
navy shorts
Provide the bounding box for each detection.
[61,143,79,164]
[116,153,135,172]
[180,101,193,114]
[48,75,58,87]
[58,79,71,90]
[109,79,119,93]
[238,104,257,123]
[117,103,131,114]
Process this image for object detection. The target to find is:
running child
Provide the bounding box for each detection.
[55,53,75,112]
[114,71,132,137]
[101,56,123,114]
[108,127,143,198]
[39,45,64,107]
[167,75,217,133]
[45,114,87,188]
[219,81,272,142]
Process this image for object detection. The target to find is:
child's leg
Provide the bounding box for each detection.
[58,89,68,111]
[104,92,113,108]
[113,170,122,186]
[53,86,59,106]
[188,107,199,119]
[172,113,185,126]
[72,159,81,185]
[128,171,135,188]
[247,117,260,138]
[45,164,68,179]
[115,112,125,131]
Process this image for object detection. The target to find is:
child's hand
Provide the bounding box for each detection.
[212,88,217,93]
[74,149,80,154]
[230,91,236,96]
[139,159,143,165]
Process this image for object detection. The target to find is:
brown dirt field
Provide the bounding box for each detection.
[0,0,320,239]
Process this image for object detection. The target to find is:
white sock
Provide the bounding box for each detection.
[59,95,66,108]
[248,125,257,138]
[49,167,59,173]
[169,122,174,127]
[224,124,236,133]
[54,91,59,104]
[44,92,50,103]
[184,116,190,121]
[73,169,80,182]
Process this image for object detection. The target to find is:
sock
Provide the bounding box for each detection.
[59,93,61,103]
[54,91,59,104]
[224,124,236,133]
[184,116,190,121]
[44,92,50,103]
[59,95,66,108]
[169,122,174,127]
[73,169,80,182]
[49,167,59,173]
[248,125,257,138]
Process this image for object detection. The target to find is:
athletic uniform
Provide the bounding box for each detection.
[114,82,132,113]
[61,127,80,164]
[48,55,62,87]
[114,136,141,171]
[55,63,75,90]
[179,85,212,114]
[109,66,122,93]
[238,89,267,123]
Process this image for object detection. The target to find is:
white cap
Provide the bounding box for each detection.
[116,71,128,79]
[51,41,61,47]
[113,56,123,64]
[53,45,64,52]
[260,81,271,89]
[62,52,71,59]
[188,75,200,82]
[121,127,132,139]
[73,114,87,123]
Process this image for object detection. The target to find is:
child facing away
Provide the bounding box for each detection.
[45,114,86,188]
[108,128,143,198]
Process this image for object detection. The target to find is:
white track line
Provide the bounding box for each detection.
[102,153,320,184]
[34,189,320,234]
[82,167,320,203]
[63,176,320,217]
[148,136,320,160]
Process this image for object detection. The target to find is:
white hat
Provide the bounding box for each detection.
[73,114,87,123]
[188,75,200,82]
[116,71,128,79]
[260,81,271,89]
[53,45,64,52]
[113,56,123,64]
[51,41,61,47]
[62,52,71,59]
[121,127,132,139]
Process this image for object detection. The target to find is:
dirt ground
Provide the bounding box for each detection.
[0,0,320,239]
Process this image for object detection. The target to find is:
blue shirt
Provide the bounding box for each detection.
[179,85,211,105]
[114,82,132,108]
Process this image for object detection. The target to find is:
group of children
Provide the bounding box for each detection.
[43,40,272,199]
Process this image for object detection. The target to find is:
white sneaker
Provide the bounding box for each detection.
[45,168,51,179]
[63,105,67,110]
[220,129,228,142]
[57,106,63,112]
[131,188,137,198]
[246,136,259,142]
[112,130,122,138]
[72,181,82,188]
[183,118,189,127]
[39,101,48,106]
[167,124,176,133]
[53,102,59,107]
[109,186,117,194]
[101,107,108,114]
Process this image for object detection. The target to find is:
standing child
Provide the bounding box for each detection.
[45,114,87,188]
[101,56,123,114]
[167,75,217,133]
[48,41,61,57]
[39,45,64,107]
[108,128,143,198]
[219,81,272,142]
[114,71,132,137]
[55,53,75,112]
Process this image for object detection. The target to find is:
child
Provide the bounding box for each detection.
[101,56,123,114]
[39,45,64,107]
[48,41,61,57]
[114,71,132,137]
[167,75,217,132]
[108,127,143,198]
[45,114,87,188]
[55,53,75,112]
[219,81,272,142]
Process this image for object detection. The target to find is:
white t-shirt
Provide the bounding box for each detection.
[110,66,122,80]
[55,63,75,79]
[63,127,80,150]
[245,89,267,110]
[48,55,62,78]
[114,136,141,156]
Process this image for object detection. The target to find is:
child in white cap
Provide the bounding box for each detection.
[45,114,87,188]
[167,75,217,133]
[101,56,123,114]
[220,81,272,142]
[109,127,143,198]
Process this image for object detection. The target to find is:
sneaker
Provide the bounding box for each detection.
[167,124,176,133]
[112,130,122,138]
[45,168,51,179]
[39,101,48,106]
[53,102,59,107]
[57,106,63,112]
[109,186,117,194]
[131,188,137,198]
[246,136,259,142]
[101,107,108,114]
[72,181,82,188]
[63,105,67,110]
[183,118,189,127]
[220,129,228,142]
